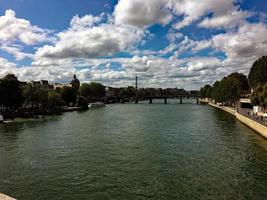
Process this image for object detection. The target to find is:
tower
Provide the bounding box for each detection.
[135,76,138,90]
[70,74,80,89]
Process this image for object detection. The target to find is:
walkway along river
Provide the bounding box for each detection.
[0,100,267,199]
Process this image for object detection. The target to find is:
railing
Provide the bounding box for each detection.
[237,108,267,127]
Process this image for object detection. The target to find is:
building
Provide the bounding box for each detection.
[70,75,80,89]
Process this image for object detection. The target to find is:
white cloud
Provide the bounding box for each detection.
[0,44,33,60]
[199,11,250,29]
[70,13,104,29]
[34,14,147,62]
[114,0,172,27]
[0,9,51,45]
[172,0,247,29]
[0,1,266,90]
[0,57,17,77]
[212,22,267,60]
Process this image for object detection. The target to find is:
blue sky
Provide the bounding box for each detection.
[0,0,266,89]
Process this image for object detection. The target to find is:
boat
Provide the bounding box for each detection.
[0,114,3,123]
[88,102,105,109]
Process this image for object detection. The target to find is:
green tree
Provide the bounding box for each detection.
[200,84,212,98]
[250,83,267,109]
[22,83,49,108]
[61,86,77,106]
[79,83,91,99]
[89,82,105,100]
[48,91,63,107]
[211,73,249,106]
[228,72,249,92]
[76,95,88,110]
[248,56,267,88]
[0,74,23,110]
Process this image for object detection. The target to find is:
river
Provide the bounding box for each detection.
[1,100,267,199]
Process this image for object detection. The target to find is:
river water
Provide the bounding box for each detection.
[0,100,267,200]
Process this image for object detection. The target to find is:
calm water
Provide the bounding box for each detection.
[1,100,267,200]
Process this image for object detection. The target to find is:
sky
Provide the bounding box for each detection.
[0,0,267,89]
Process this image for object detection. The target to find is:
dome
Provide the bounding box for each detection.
[70,74,80,89]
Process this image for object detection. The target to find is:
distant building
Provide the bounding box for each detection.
[189,90,199,97]
[239,98,253,108]
[31,81,41,86]
[41,80,53,89]
[53,83,71,90]
[70,75,80,89]
[31,80,53,89]
[19,81,27,87]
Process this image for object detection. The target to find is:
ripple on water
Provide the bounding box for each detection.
[0,102,267,199]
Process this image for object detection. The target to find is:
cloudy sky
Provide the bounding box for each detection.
[0,0,266,89]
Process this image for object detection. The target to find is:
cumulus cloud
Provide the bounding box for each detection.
[70,13,104,29]
[0,56,17,77]
[114,0,172,27]
[212,22,267,59]
[0,44,33,60]
[0,1,266,90]
[171,0,247,29]
[34,17,146,62]
[199,11,249,29]
[0,9,51,45]
[113,0,248,30]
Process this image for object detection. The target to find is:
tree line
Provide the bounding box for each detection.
[0,73,198,117]
[200,56,267,108]
[0,77,107,115]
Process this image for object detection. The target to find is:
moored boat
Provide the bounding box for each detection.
[88,102,105,109]
[0,114,3,123]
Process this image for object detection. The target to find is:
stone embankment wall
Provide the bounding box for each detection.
[236,112,267,139]
[199,99,267,139]
[0,193,16,200]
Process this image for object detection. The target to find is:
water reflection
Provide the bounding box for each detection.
[0,104,267,199]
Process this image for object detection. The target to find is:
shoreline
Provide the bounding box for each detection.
[0,193,16,200]
[200,99,267,139]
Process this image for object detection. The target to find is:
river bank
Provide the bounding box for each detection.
[0,193,16,200]
[200,99,267,139]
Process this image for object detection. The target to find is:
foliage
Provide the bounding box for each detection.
[79,82,105,101]
[200,72,249,106]
[0,74,23,109]
[250,83,267,108]
[47,91,63,107]
[22,83,49,107]
[76,95,88,110]
[88,82,105,99]
[248,56,267,88]
[119,86,136,99]
[79,83,92,98]
[61,86,77,106]
[200,85,213,98]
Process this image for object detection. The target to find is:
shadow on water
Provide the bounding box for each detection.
[0,116,62,134]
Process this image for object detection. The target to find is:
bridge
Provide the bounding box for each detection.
[134,76,199,104]
[134,95,199,104]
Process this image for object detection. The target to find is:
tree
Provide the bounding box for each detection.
[48,91,63,107]
[61,86,77,106]
[79,83,91,99]
[22,83,49,108]
[200,84,212,98]
[0,74,23,110]
[76,96,88,110]
[228,72,249,92]
[250,83,267,109]
[88,82,105,100]
[248,56,267,88]
[80,82,105,102]
[211,73,249,106]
